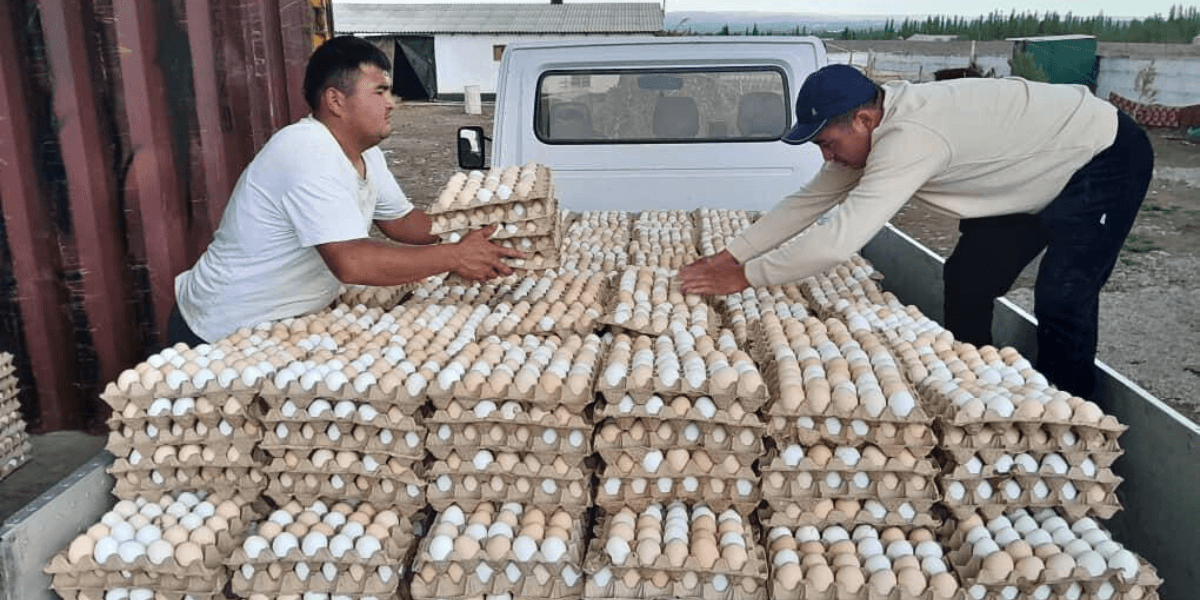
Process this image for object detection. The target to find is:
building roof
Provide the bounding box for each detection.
[334,3,664,35]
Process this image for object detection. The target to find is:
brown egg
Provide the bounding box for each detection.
[722,544,748,570]
[807,564,835,592]
[835,566,865,593]
[1015,555,1045,581]
[897,567,927,594]
[870,568,898,594]
[693,538,719,569]
[928,572,958,598]
[665,539,689,567]
[455,535,481,559]
[981,552,1015,583]
[485,535,511,561]
[776,563,804,591]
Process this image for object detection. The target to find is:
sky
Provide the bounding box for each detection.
[333,0,1189,18]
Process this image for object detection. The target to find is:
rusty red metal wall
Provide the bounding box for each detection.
[0,0,333,431]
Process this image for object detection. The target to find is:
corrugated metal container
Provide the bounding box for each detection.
[1010,34,1100,88]
[0,0,334,432]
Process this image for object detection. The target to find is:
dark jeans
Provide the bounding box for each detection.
[167,303,207,348]
[944,110,1154,399]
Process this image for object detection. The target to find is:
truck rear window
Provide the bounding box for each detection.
[535,68,790,143]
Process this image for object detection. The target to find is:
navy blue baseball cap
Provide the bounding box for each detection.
[782,64,878,145]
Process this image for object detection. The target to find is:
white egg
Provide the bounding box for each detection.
[429,535,454,561]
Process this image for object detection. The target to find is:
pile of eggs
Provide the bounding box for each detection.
[104,390,263,499]
[607,267,715,336]
[231,500,408,597]
[766,524,958,600]
[950,510,1151,599]
[761,315,924,421]
[832,291,950,343]
[628,210,699,269]
[761,442,938,505]
[596,447,758,513]
[263,398,423,461]
[49,492,245,598]
[695,207,755,256]
[426,334,605,409]
[600,331,766,405]
[428,399,591,463]
[474,272,608,337]
[588,503,766,600]
[263,448,424,509]
[798,256,886,314]
[426,449,589,511]
[112,339,300,395]
[560,210,631,273]
[0,352,29,479]
[412,503,584,600]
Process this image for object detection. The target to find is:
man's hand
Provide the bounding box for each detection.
[452,225,526,281]
[679,250,751,295]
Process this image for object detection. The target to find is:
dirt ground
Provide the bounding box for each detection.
[381,101,1200,424]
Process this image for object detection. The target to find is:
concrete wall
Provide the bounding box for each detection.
[1097,56,1200,105]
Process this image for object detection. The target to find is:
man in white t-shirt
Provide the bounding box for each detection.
[171,36,521,344]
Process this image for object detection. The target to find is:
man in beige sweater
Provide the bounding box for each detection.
[679,64,1153,399]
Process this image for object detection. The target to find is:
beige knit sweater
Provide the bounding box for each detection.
[726,77,1119,286]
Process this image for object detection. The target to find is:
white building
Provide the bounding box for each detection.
[334,2,664,99]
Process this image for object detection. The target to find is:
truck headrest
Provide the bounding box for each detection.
[653,96,700,139]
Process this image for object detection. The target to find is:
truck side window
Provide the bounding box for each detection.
[738,92,787,137]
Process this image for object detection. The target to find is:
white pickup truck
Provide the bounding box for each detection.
[457,37,827,211]
[455,37,1200,600]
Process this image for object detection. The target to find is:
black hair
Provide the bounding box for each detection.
[828,83,885,130]
[303,35,392,111]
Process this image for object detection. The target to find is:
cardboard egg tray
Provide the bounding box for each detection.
[430,196,559,238]
[938,424,1123,464]
[0,355,29,481]
[472,272,610,337]
[714,284,810,348]
[0,431,30,480]
[694,207,756,255]
[597,441,759,473]
[598,333,768,409]
[262,455,426,512]
[758,447,940,503]
[946,519,1162,600]
[595,469,759,514]
[939,473,1122,520]
[426,403,592,465]
[425,336,606,411]
[594,401,764,457]
[766,414,936,457]
[110,465,266,501]
[106,394,257,431]
[411,559,583,600]
[336,283,415,310]
[438,213,559,241]
[233,562,405,598]
[109,440,258,471]
[761,497,942,530]
[101,379,260,412]
[51,588,227,600]
[257,375,432,413]
[259,405,425,464]
[46,494,255,591]
[49,577,227,600]
[425,458,591,512]
[228,520,412,576]
[753,317,932,425]
[584,513,767,600]
[601,266,718,334]
[429,165,554,210]
[627,242,700,270]
[765,526,957,600]
[796,256,887,318]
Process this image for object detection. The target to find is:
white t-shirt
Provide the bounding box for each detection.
[175,117,413,342]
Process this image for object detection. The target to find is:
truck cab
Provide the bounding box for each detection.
[459,36,828,211]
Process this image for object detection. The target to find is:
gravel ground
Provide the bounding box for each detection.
[383,101,1200,424]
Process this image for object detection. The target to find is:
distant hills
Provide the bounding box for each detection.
[664,11,898,35]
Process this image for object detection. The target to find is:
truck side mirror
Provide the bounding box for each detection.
[457,126,487,169]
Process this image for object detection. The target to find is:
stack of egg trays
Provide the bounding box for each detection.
[411,503,586,600]
[0,352,30,480]
[796,255,887,319]
[46,491,255,600]
[755,314,940,529]
[424,333,605,511]
[593,393,763,513]
[627,210,700,269]
[693,207,756,257]
[713,284,810,350]
[765,523,959,600]
[946,509,1162,600]
[228,500,415,598]
[584,503,769,600]
[897,340,1126,519]
[599,266,721,337]
[595,328,767,513]
[257,378,426,514]
[101,380,265,501]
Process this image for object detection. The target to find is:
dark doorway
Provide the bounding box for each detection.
[393,36,436,100]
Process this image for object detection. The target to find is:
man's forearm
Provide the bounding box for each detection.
[318,238,456,286]
[377,211,438,245]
